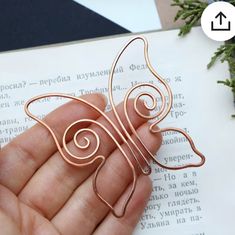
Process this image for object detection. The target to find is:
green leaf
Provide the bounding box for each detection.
[172,0,235,116]
[172,0,208,36]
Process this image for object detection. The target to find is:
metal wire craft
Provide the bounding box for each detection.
[24,36,205,218]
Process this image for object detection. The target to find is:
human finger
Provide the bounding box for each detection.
[51,122,161,235]
[18,100,149,219]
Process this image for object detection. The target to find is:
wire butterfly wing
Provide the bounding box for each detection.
[109,36,205,170]
[25,93,138,218]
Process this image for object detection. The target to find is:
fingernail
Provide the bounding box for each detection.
[100,93,108,106]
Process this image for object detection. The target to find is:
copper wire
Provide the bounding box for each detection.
[24,36,205,218]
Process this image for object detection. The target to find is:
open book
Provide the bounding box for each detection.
[0,27,234,235]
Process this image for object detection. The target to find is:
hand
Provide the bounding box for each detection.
[0,94,161,235]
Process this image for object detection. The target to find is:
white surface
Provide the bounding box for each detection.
[73,0,162,32]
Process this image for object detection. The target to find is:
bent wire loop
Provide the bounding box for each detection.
[24,36,205,218]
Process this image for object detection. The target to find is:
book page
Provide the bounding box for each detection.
[0,27,234,235]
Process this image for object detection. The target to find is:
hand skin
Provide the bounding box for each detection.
[0,93,162,235]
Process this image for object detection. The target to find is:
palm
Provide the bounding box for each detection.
[0,185,61,235]
[0,94,161,235]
